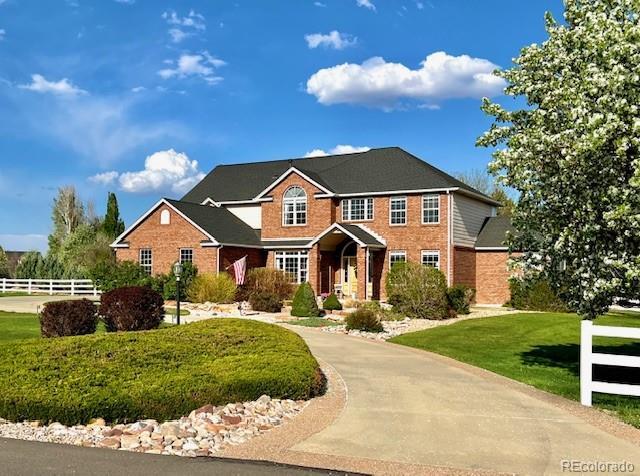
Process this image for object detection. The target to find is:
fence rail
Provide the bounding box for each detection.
[580,320,640,406]
[0,278,100,296]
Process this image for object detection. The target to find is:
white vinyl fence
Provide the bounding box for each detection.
[0,278,100,296]
[580,320,640,406]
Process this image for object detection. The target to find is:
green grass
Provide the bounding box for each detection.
[0,318,323,425]
[0,311,43,341]
[165,307,190,316]
[287,317,342,328]
[0,292,30,297]
[390,312,640,428]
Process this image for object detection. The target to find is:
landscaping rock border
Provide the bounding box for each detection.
[0,395,305,457]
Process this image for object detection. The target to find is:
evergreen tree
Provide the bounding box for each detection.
[102,192,125,240]
[0,247,9,279]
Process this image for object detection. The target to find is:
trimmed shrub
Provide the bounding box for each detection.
[322,293,342,312]
[39,299,98,338]
[244,268,294,301]
[447,285,476,315]
[187,273,237,303]
[249,291,283,313]
[89,261,151,293]
[509,276,570,312]
[0,319,323,425]
[385,262,450,320]
[162,262,198,300]
[100,286,164,332]
[291,282,320,317]
[345,308,384,332]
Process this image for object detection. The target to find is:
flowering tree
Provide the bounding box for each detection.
[477,0,640,319]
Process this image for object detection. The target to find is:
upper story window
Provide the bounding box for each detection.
[160,209,171,225]
[422,194,440,224]
[180,248,193,264]
[283,186,307,226]
[342,198,373,221]
[389,196,407,225]
[139,249,153,275]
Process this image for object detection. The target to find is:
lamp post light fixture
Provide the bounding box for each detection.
[173,261,183,325]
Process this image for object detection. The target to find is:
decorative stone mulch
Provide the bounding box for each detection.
[0,395,305,457]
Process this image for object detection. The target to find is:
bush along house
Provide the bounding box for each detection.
[111,147,515,304]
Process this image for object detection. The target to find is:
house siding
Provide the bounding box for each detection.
[452,193,495,247]
[114,204,218,275]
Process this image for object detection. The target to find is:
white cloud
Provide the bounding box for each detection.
[162,9,205,30]
[91,149,205,195]
[89,171,119,185]
[356,0,376,11]
[305,31,357,50]
[131,86,146,93]
[158,51,225,84]
[306,51,506,109]
[0,29,5,40]
[114,0,135,4]
[168,28,190,43]
[304,144,370,157]
[18,74,88,96]
[314,1,326,6]
[0,234,48,253]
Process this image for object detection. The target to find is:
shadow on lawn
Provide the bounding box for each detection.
[521,342,640,386]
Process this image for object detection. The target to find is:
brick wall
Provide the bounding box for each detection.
[260,172,336,239]
[453,246,476,288]
[115,203,218,275]
[475,251,511,305]
[219,247,266,275]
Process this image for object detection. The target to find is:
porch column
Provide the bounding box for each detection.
[356,246,367,300]
[308,246,320,296]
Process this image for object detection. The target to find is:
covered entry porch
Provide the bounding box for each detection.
[310,223,386,301]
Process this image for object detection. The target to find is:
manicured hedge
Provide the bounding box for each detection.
[0,319,324,425]
[39,299,98,337]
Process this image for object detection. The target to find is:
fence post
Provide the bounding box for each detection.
[580,320,593,406]
[1,278,5,293]
[28,279,32,295]
[49,280,53,296]
[71,280,75,296]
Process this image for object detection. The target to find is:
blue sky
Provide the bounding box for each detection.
[0,0,562,252]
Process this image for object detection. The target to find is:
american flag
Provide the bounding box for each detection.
[231,256,247,285]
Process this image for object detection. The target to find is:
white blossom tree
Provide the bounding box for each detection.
[477,0,640,319]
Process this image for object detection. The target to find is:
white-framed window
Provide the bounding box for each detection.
[180,248,193,264]
[275,251,308,283]
[160,209,171,225]
[421,250,440,269]
[390,196,407,225]
[139,249,153,275]
[422,194,440,224]
[282,186,307,226]
[389,250,406,269]
[342,198,374,221]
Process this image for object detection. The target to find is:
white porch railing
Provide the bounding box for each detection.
[580,320,640,406]
[0,278,100,296]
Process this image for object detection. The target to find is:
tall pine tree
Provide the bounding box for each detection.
[102,192,125,240]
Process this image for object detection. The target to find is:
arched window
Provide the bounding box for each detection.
[160,209,171,225]
[283,186,307,226]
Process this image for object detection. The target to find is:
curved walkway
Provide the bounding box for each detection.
[226,327,640,475]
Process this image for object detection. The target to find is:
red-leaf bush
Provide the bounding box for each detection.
[39,299,98,338]
[100,286,164,332]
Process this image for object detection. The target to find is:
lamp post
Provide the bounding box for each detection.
[173,261,183,325]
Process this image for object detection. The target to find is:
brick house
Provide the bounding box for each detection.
[111,147,515,304]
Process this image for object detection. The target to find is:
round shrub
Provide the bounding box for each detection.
[291,282,320,317]
[187,273,237,303]
[39,299,98,338]
[0,319,324,425]
[89,260,151,293]
[508,276,570,312]
[162,262,198,300]
[345,308,383,333]
[100,286,164,332]
[385,262,450,319]
[322,293,342,312]
[249,291,283,312]
[447,285,476,315]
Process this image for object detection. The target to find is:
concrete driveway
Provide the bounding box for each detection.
[0,295,95,314]
[284,328,640,475]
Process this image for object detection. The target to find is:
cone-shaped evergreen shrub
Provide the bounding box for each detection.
[322,293,342,311]
[291,282,320,317]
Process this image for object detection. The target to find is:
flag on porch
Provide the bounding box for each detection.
[231,256,247,285]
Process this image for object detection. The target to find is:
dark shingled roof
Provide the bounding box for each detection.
[182,147,496,204]
[166,199,262,247]
[260,240,311,248]
[475,216,514,248]
[339,224,385,248]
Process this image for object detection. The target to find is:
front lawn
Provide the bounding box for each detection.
[286,317,342,328]
[0,291,30,297]
[390,312,640,428]
[0,311,43,341]
[0,318,323,425]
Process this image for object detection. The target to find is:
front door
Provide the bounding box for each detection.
[342,256,358,298]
